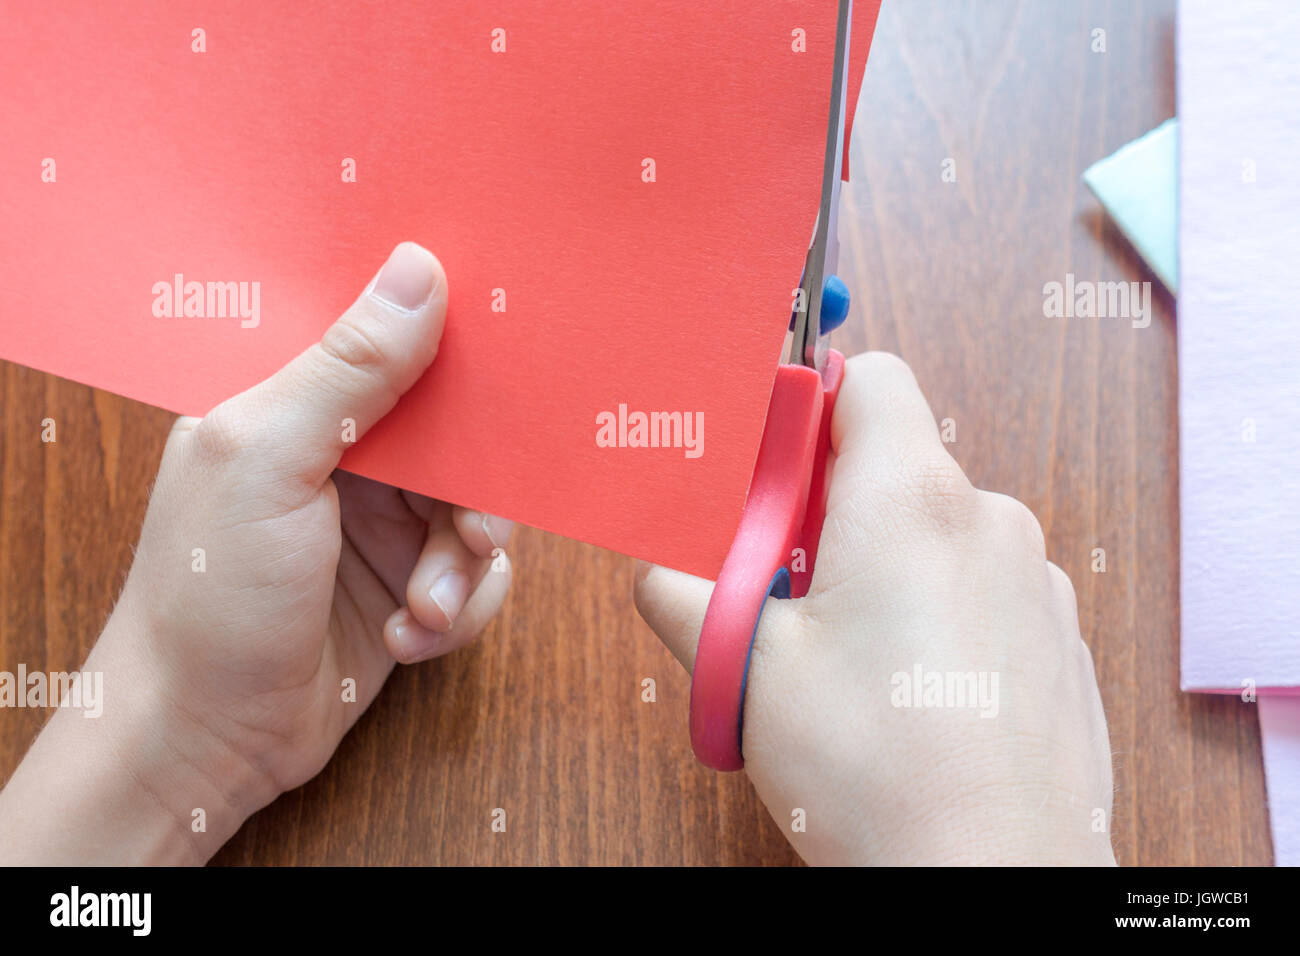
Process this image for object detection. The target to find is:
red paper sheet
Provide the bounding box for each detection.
[0,1,880,578]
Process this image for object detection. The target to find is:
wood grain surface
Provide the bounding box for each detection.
[0,0,1273,865]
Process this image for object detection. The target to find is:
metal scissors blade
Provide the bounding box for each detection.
[787,0,851,373]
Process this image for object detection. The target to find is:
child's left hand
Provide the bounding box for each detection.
[0,242,512,863]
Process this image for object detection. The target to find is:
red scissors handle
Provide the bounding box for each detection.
[690,349,844,771]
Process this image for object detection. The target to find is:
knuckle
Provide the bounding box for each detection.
[890,448,976,528]
[1048,560,1078,603]
[167,415,200,439]
[840,351,918,412]
[631,562,662,620]
[983,491,1046,554]
[856,350,917,385]
[317,311,397,384]
[164,415,200,454]
[632,559,654,593]
[1077,638,1099,679]
[190,405,252,463]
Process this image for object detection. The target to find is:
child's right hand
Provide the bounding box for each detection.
[636,351,1115,866]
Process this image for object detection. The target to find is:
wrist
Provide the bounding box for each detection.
[97,607,284,860]
[0,610,279,864]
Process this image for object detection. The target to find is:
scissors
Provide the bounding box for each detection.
[689,0,853,772]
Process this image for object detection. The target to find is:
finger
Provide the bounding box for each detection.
[386,552,512,663]
[633,561,714,672]
[199,242,448,490]
[384,607,442,665]
[335,470,442,602]
[401,488,438,523]
[405,523,482,633]
[426,552,512,658]
[334,532,401,706]
[813,351,974,594]
[451,506,514,559]
[830,351,946,472]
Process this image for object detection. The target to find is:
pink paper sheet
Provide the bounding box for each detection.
[1179,0,1300,868]
[1260,697,1300,866]
[1177,0,1300,693]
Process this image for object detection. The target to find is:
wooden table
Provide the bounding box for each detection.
[0,0,1272,865]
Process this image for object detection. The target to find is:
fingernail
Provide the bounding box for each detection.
[369,242,438,312]
[481,513,514,549]
[392,611,436,662]
[428,571,470,632]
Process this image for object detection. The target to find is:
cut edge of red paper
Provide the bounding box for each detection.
[843,0,882,182]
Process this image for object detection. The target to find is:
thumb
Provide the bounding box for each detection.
[633,561,715,671]
[205,242,448,488]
